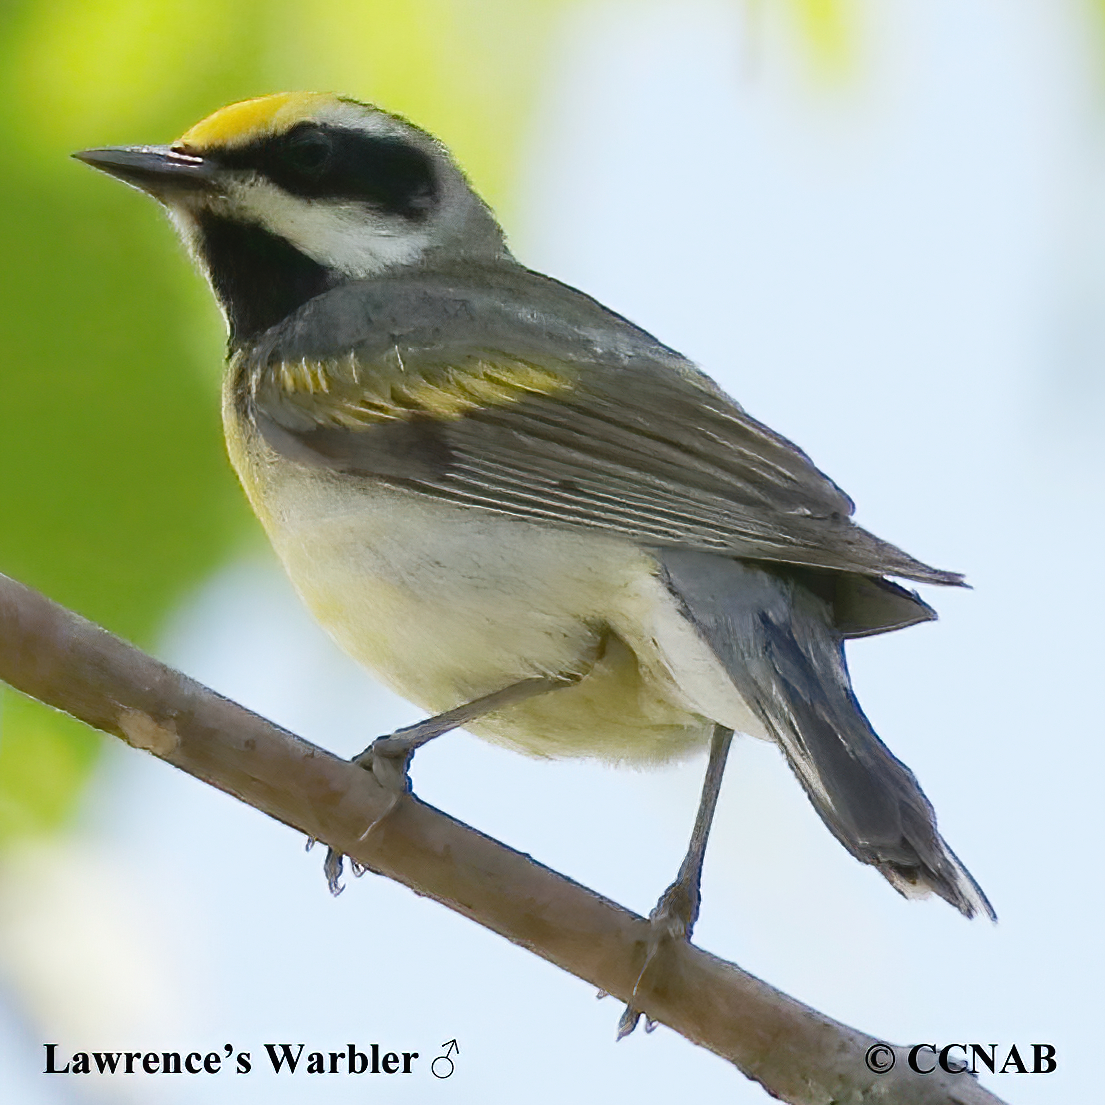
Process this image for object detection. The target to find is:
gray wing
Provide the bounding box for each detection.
[242,265,962,591]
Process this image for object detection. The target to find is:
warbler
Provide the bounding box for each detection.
[76,93,994,1025]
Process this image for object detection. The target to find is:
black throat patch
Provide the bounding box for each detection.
[196,214,335,345]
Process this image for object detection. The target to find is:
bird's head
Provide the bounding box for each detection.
[75,92,508,343]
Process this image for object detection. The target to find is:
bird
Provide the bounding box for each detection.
[75,92,995,1033]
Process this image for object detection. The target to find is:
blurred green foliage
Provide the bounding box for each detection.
[0,0,852,842]
[0,0,259,839]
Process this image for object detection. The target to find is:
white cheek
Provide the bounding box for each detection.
[230,179,429,277]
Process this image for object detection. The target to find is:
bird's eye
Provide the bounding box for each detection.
[283,126,333,178]
[253,124,438,219]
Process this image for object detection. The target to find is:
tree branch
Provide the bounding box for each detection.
[0,570,1005,1105]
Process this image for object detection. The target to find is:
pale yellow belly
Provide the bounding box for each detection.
[227,421,765,763]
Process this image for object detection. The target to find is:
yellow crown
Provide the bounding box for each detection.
[176,92,339,151]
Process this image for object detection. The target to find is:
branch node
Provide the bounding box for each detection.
[117,708,179,756]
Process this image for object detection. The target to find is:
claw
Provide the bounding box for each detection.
[616,1006,643,1040]
[324,847,345,896]
[319,734,407,894]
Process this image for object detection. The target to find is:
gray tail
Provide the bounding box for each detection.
[660,550,995,921]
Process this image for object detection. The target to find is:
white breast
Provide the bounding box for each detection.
[226,414,766,763]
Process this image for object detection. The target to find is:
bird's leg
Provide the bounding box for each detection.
[355,674,582,792]
[324,651,600,895]
[617,723,733,1039]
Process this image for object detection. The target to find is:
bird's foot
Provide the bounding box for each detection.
[322,728,423,896]
[353,729,418,794]
[616,876,700,1039]
[323,849,367,896]
[321,675,593,895]
[324,846,345,896]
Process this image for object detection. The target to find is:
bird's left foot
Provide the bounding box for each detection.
[323,727,424,895]
[353,729,418,793]
[321,675,593,895]
[616,876,700,1039]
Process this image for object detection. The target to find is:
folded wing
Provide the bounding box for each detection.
[241,266,963,598]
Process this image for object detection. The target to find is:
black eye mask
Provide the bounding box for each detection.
[211,123,439,220]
